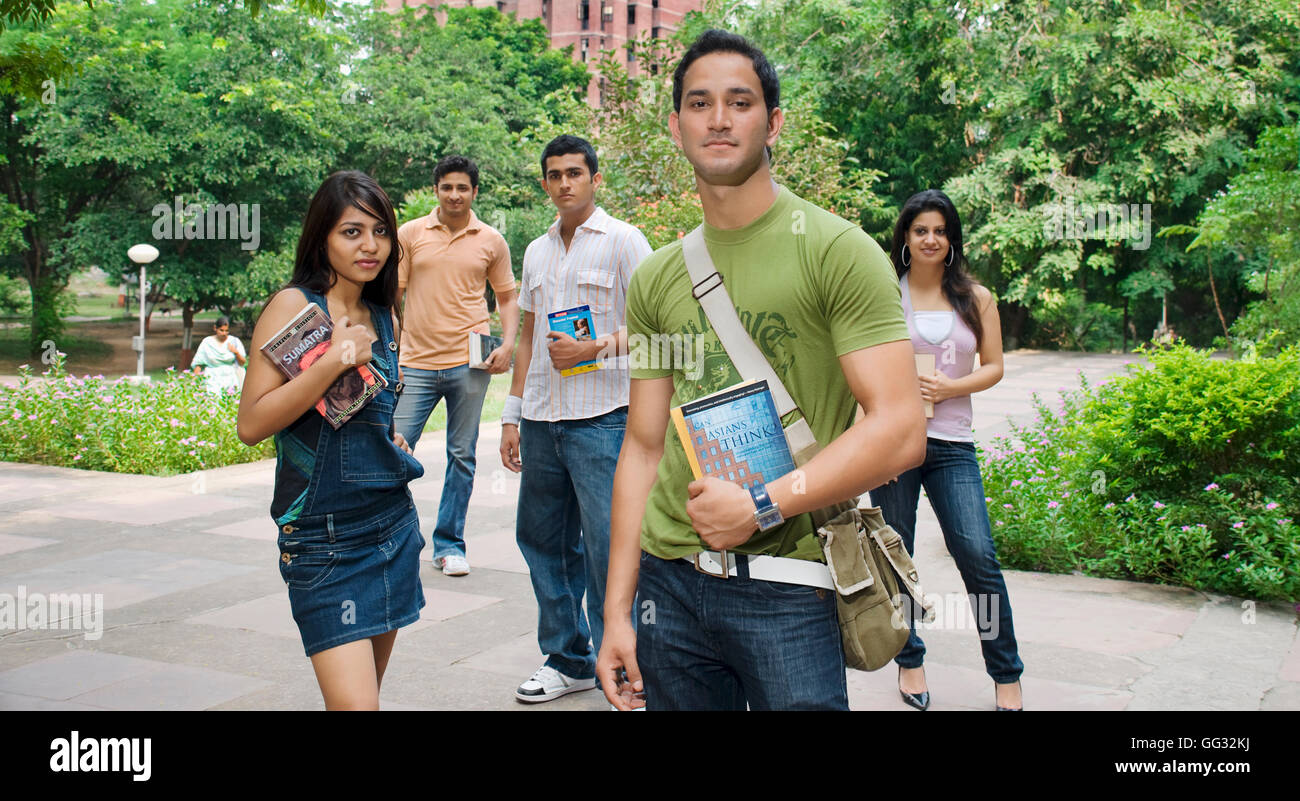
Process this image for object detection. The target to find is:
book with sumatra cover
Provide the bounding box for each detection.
[259,302,387,429]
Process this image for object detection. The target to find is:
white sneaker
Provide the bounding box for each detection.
[515,665,595,703]
[439,555,470,576]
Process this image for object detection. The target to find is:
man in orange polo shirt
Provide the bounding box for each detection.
[395,155,519,577]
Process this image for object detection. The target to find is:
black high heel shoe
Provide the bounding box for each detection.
[898,666,930,711]
[995,679,1023,711]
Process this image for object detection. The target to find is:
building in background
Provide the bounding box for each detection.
[387,0,703,104]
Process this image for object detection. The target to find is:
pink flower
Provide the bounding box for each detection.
[1047,501,1060,509]
[1011,480,1023,487]
[1265,502,1279,511]
[73,454,82,461]
[1153,502,1165,509]
[1232,521,1245,529]
[1104,502,1115,509]
[1003,503,1013,509]
[1204,483,1219,491]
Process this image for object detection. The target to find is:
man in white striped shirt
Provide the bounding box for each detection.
[500,135,652,703]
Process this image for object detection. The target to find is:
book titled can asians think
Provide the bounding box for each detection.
[671,379,796,492]
[259,302,387,429]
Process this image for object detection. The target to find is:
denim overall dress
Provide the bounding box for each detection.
[271,286,427,656]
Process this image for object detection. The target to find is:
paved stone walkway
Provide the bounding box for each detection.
[0,350,1295,710]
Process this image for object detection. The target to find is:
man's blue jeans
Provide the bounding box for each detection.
[515,407,626,680]
[635,552,849,710]
[393,364,491,560]
[868,437,1024,684]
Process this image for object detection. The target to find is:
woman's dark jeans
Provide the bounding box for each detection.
[868,437,1023,684]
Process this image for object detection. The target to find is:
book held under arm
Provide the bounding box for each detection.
[547,304,602,377]
[259,302,388,429]
[468,331,504,370]
[671,379,797,561]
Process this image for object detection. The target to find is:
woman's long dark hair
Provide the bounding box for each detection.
[889,189,984,348]
[285,170,402,320]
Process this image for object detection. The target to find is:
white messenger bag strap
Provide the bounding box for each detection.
[680,227,821,465]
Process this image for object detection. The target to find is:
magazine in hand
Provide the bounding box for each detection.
[468,331,505,370]
[671,379,796,492]
[259,302,387,429]
[547,304,602,377]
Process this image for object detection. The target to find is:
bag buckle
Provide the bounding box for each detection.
[691,271,724,300]
[693,550,731,579]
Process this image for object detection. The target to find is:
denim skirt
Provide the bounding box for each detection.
[276,495,426,657]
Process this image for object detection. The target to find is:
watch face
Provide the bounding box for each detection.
[756,508,784,531]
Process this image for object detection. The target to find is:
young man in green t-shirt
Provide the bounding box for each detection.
[596,29,928,711]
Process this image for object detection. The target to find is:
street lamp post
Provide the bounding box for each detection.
[126,244,159,384]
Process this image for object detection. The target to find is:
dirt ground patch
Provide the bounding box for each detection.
[0,315,234,378]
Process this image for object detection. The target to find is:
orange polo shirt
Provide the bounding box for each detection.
[397,208,515,370]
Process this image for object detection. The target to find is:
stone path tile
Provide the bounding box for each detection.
[0,549,255,611]
[0,691,109,711]
[454,529,529,574]
[422,587,503,623]
[67,662,269,711]
[453,631,549,679]
[47,489,253,526]
[0,533,57,555]
[184,592,303,640]
[846,661,1131,711]
[204,516,277,541]
[0,650,163,700]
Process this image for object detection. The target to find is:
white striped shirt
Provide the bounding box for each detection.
[518,207,652,422]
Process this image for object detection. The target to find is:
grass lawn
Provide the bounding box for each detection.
[0,328,112,362]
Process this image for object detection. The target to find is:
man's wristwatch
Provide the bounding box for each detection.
[749,481,785,532]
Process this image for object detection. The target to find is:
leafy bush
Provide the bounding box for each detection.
[0,275,26,314]
[626,190,700,250]
[981,343,1299,601]
[0,355,274,475]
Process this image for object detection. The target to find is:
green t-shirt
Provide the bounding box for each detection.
[626,186,910,561]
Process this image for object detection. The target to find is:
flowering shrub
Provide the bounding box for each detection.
[981,344,1299,601]
[0,355,274,475]
[623,190,701,250]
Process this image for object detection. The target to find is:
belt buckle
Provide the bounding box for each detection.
[693,549,731,579]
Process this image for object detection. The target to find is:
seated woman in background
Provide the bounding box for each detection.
[869,189,1024,712]
[190,316,246,395]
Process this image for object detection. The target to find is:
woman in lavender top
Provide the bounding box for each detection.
[869,189,1024,711]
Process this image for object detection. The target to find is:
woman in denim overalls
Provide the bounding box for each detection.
[238,171,426,710]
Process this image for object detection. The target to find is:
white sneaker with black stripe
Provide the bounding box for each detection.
[514,665,595,704]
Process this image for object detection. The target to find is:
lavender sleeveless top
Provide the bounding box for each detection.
[900,272,976,442]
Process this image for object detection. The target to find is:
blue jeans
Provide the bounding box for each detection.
[515,407,626,680]
[635,553,849,710]
[393,364,491,560]
[868,437,1024,684]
